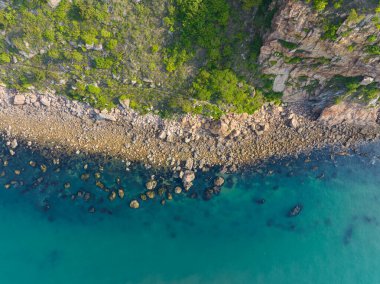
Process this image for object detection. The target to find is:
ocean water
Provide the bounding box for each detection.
[0,141,380,284]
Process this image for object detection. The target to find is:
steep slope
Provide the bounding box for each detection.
[259,0,380,106]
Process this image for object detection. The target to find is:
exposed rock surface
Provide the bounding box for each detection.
[260,0,380,103]
[319,102,380,126]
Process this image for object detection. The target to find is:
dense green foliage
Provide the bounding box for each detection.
[0,0,282,116]
[191,69,264,114]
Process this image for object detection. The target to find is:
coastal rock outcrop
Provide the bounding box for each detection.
[259,0,380,103]
[319,102,380,126]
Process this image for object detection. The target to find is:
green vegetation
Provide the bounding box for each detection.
[278,39,299,50]
[365,44,380,55]
[0,0,282,117]
[321,21,342,41]
[0,0,377,118]
[327,76,380,104]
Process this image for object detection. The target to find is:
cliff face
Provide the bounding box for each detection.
[259,0,380,104]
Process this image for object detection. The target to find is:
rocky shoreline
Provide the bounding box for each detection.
[1,86,379,169]
[0,86,380,208]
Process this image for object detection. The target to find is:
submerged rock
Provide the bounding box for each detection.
[288,204,303,217]
[202,188,214,201]
[213,176,225,187]
[80,173,90,181]
[88,206,96,213]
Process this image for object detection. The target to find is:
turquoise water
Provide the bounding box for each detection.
[0,142,380,284]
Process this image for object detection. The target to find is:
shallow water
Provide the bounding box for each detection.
[0,141,380,284]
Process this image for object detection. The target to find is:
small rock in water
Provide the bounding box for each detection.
[118,189,125,199]
[288,204,303,217]
[174,186,182,194]
[88,206,96,213]
[214,176,225,187]
[10,139,18,149]
[145,179,157,190]
[158,188,166,196]
[146,191,155,199]
[255,198,266,205]
[40,164,47,173]
[64,182,71,189]
[167,192,173,200]
[81,173,90,181]
[129,200,140,209]
[202,188,214,201]
[29,161,36,167]
[108,191,117,201]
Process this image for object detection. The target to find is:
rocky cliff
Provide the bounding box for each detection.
[259,0,380,106]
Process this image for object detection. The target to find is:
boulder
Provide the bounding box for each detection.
[40,96,51,107]
[185,158,194,170]
[360,76,374,86]
[182,170,195,184]
[288,117,299,128]
[273,72,289,93]
[209,120,230,137]
[48,0,61,8]
[119,98,130,109]
[97,112,117,122]
[13,95,25,105]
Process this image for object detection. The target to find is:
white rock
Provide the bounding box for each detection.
[273,73,289,93]
[360,76,374,86]
[97,112,117,122]
[13,95,25,105]
[10,139,18,149]
[40,96,51,107]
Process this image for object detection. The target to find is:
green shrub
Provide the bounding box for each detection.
[93,57,114,69]
[0,52,11,64]
[367,35,377,43]
[106,39,118,50]
[321,22,341,41]
[365,44,380,55]
[278,39,298,50]
[191,69,264,114]
[87,84,101,95]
